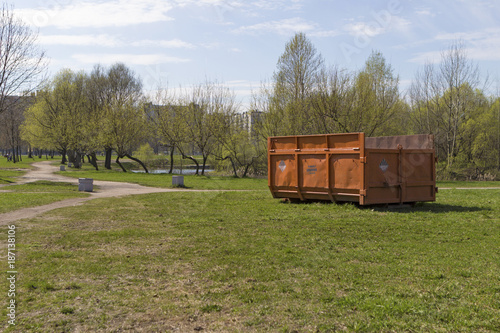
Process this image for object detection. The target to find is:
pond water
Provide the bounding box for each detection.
[132,169,214,175]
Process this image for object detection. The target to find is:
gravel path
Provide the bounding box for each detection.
[0,161,203,224]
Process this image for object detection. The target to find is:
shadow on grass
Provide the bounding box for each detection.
[369,202,490,214]
[280,198,489,214]
[26,180,73,186]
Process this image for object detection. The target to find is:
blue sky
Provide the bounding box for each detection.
[13,0,500,108]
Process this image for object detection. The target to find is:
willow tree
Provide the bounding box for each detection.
[101,63,148,173]
[21,69,88,166]
[85,65,110,170]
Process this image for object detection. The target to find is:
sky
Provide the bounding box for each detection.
[12,0,500,109]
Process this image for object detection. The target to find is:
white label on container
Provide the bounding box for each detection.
[379,159,389,172]
[279,160,286,172]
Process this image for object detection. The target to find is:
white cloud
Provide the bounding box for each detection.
[434,28,500,61]
[233,17,316,35]
[172,0,303,11]
[344,22,384,38]
[435,29,495,42]
[38,34,123,47]
[408,51,442,64]
[132,39,196,49]
[15,0,173,29]
[72,53,191,65]
[309,30,340,38]
[344,16,410,37]
[38,34,196,50]
[201,42,222,50]
[251,0,303,11]
[415,8,436,17]
[409,28,500,64]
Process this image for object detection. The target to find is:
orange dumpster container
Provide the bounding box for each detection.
[268,133,437,205]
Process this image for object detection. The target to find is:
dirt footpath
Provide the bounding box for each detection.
[0,161,200,224]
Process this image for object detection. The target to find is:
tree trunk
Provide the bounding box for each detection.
[125,154,148,173]
[28,145,32,159]
[201,155,208,176]
[11,146,17,163]
[220,155,239,178]
[116,155,127,172]
[68,150,75,165]
[182,154,199,175]
[105,148,112,170]
[242,160,255,178]
[73,151,81,168]
[169,146,175,174]
[61,148,67,164]
[89,153,99,171]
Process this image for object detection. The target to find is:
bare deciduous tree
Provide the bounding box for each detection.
[0,4,46,116]
[410,41,486,169]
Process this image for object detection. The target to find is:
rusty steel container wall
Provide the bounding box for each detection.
[268,133,436,205]
[268,133,366,204]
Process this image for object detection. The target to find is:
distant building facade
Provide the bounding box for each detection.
[234,110,264,138]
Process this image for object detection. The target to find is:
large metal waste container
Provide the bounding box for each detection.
[268,133,437,205]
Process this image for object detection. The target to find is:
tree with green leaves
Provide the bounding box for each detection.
[410,41,485,169]
[275,32,324,102]
[457,95,499,177]
[0,96,29,163]
[257,32,325,137]
[307,66,356,134]
[21,69,88,167]
[149,90,186,174]
[351,51,402,136]
[212,115,266,178]
[101,63,148,173]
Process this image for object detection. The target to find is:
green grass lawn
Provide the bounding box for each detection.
[437,181,500,188]
[2,187,499,332]
[0,169,25,185]
[0,181,90,214]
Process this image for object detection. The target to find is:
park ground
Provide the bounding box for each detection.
[0,157,499,332]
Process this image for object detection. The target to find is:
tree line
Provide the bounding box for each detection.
[20,65,263,177]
